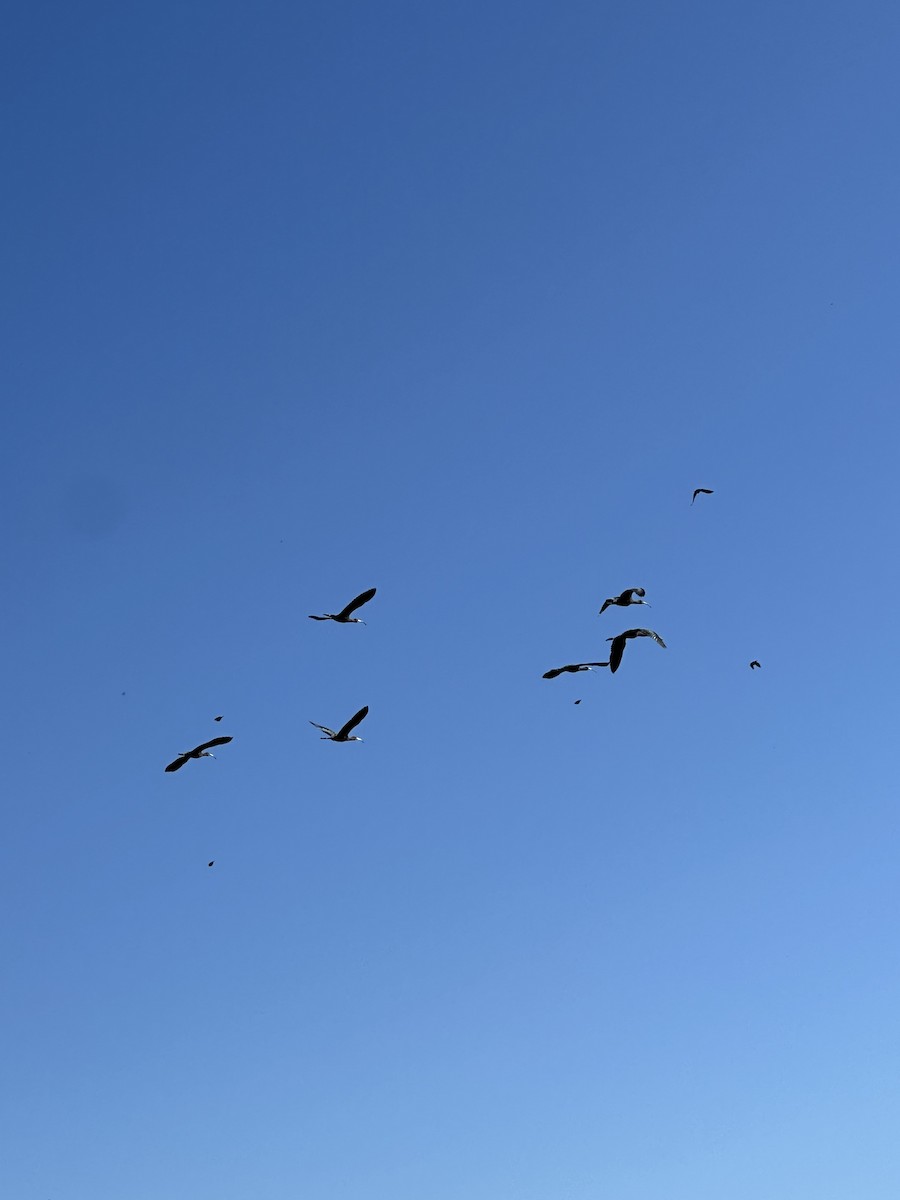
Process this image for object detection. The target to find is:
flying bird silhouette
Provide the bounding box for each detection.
[691,488,714,504]
[208,861,215,867]
[606,628,667,673]
[750,660,761,669]
[165,736,233,773]
[213,715,223,722]
[310,705,369,742]
[599,587,649,614]
[308,587,376,623]
[542,662,609,679]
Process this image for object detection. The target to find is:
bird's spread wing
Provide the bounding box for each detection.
[599,598,612,614]
[337,587,377,620]
[608,635,626,673]
[337,705,369,738]
[309,721,336,737]
[544,663,606,678]
[194,736,233,754]
[308,614,331,620]
[165,755,189,773]
[692,488,713,503]
[631,587,646,598]
[624,628,666,648]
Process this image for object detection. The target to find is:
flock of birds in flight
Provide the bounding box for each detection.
[542,491,726,691]
[540,489,759,695]
[542,588,667,684]
[162,588,378,776]
[162,489,760,858]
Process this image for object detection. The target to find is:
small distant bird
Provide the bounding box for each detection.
[692,488,714,504]
[213,715,223,722]
[208,861,215,867]
[599,587,649,615]
[750,660,761,669]
[606,628,667,673]
[310,705,369,742]
[165,736,233,773]
[542,662,609,679]
[574,699,582,705]
[308,587,376,623]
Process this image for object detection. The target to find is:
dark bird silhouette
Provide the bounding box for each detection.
[692,488,714,504]
[310,705,369,742]
[606,628,667,673]
[213,714,223,722]
[542,662,609,679]
[750,660,761,669]
[165,736,233,773]
[599,587,649,615]
[574,699,582,705]
[208,861,215,867]
[308,587,376,623]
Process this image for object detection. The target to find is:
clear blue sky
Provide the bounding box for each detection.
[3,2,900,1196]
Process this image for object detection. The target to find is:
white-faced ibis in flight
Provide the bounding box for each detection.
[606,628,667,674]
[308,587,376,624]
[692,488,713,504]
[310,705,369,742]
[542,662,609,679]
[599,587,649,615]
[165,736,233,773]
[750,660,761,669]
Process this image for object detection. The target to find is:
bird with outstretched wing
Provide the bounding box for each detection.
[606,629,667,674]
[165,736,233,773]
[308,588,377,623]
[310,705,369,742]
[599,587,649,615]
[542,662,609,679]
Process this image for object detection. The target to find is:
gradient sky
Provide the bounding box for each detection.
[3,3,900,1197]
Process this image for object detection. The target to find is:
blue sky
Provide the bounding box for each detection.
[3,2,900,1196]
